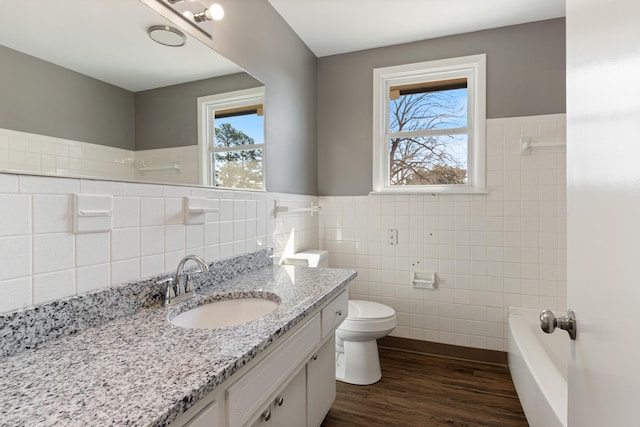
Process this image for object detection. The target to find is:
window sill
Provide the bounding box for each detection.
[370,187,488,196]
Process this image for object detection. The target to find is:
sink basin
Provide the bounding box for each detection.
[169,296,280,329]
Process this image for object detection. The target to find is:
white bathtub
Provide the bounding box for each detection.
[508,306,567,427]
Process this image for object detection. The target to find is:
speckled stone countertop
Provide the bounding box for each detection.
[0,264,356,426]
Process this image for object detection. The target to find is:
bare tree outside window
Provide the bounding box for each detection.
[389,88,468,186]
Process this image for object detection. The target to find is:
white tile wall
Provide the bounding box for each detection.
[319,114,567,351]
[0,128,134,181]
[0,114,565,354]
[0,173,319,314]
[0,127,198,185]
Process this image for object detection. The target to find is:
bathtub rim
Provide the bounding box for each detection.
[508,306,568,427]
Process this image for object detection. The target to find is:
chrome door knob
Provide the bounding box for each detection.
[540,309,577,340]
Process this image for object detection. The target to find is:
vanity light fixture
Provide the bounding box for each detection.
[147,25,187,47]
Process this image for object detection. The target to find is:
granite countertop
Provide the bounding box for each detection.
[0,265,356,427]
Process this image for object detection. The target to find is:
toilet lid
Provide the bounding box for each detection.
[347,300,395,320]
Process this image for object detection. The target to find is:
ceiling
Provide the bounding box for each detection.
[267,0,566,57]
[0,0,242,92]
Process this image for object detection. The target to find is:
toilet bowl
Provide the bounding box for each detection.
[335,300,396,385]
[283,249,397,386]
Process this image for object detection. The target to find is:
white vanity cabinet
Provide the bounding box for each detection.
[173,290,348,427]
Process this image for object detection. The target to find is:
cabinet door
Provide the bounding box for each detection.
[306,335,336,427]
[272,367,306,427]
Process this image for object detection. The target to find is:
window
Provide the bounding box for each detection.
[372,54,486,194]
[198,87,266,190]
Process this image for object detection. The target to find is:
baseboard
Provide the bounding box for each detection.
[378,336,508,366]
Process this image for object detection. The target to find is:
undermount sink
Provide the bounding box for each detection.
[169,295,280,329]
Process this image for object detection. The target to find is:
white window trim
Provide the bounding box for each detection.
[372,54,486,194]
[197,87,266,190]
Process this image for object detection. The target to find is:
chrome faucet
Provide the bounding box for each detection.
[162,255,210,306]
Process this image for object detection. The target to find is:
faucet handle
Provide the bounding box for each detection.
[185,273,195,293]
[157,277,177,306]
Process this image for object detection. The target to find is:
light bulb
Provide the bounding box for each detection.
[209,3,224,20]
[182,10,195,21]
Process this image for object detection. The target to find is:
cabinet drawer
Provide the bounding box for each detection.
[321,291,348,339]
[227,314,321,427]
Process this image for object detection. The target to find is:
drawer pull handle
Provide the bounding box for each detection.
[312,353,318,361]
[336,309,342,316]
[276,395,284,406]
[263,408,271,421]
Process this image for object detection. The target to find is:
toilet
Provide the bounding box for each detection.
[284,250,397,385]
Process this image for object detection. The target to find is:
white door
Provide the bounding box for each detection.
[566,0,640,425]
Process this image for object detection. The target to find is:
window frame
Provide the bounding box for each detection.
[372,54,486,194]
[197,87,266,191]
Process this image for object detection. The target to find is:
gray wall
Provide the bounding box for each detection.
[317,18,566,196]
[0,45,135,150]
[205,0,318,195]
[135,72,262,150]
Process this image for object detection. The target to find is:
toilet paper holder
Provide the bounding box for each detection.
[412,271,437,290]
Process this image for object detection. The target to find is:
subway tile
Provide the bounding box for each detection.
[76,232,110,267]
[126,183,163,197]
[140,255,166,278]
[80,180,126,196]
[0,277,31,313]
[33,233,74,274]
[76,263,110,294]
[486,322,503,338]
[19,175,79,194]
[487,292,504,307]
[111,259,140,285]
[162,185,191,198]
[0,236,31,280]
[140,198,164,226]
[113,197,139,228]
[33,269,75,305]
[33,195,72,234]
[0,194,31,236]
[165,225,185,252]
[0,174,19,193]
[111,228,140,261]
[164,198,184,225]
[521,294,540,309]
[186,224,205,250]
[471,261,487,276]
[140,226,165,256]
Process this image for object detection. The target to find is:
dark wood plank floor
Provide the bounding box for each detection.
[322,347,528,427]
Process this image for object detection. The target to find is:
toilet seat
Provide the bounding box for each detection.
[339,300,397,333]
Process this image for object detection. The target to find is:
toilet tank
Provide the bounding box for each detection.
[283,249,328,268]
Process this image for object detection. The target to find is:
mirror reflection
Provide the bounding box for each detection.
[0,0,264,186]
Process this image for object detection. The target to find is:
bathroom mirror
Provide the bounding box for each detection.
[0,0,264,186]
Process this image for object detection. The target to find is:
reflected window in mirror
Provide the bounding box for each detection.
[198,87,266,190]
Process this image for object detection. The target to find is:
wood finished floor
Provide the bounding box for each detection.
[321,347,528,427]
